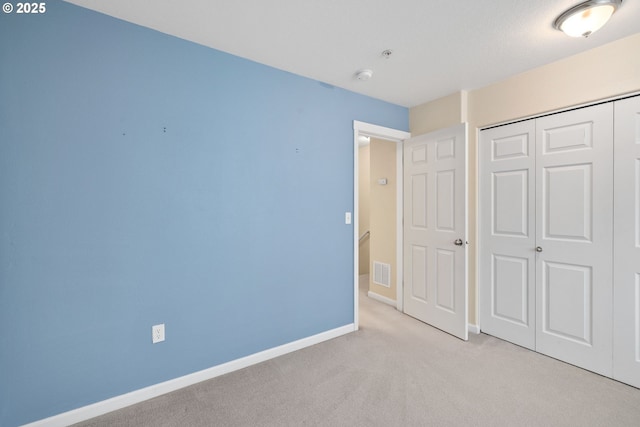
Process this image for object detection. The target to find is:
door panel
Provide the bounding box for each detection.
[492,133,529,159]
[436,170,455,230]
[411,174,428,228]
[436,249,455,312]
[613,96,640,387]
[404,124,468,340]
[535,104,613,377]
[480,121,536,349]
[543,164,592,241]
[493,169,529,236]
[492,254,529,325]
[542,261,592,344]
[542,122,593,153]
[411,245,428,301]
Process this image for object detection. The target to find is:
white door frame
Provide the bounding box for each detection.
[353,120,411,329]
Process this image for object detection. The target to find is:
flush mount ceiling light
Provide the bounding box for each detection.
[554,0,623,38]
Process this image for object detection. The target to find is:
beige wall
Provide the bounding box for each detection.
[410,32,640,326]
[409,91,468,135]
[469,32,640,128]
[358,144,371,275]
[369,138,397,300]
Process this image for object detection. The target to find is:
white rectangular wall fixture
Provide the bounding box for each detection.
[345,212,352,224]
[152,324,165,344]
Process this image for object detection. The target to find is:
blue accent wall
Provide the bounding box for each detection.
[0,1,407,425]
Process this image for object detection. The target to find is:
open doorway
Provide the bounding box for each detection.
[358,137,399,305]
[352,121,410,330]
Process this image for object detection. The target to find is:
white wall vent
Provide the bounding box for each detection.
[372,261,391,288]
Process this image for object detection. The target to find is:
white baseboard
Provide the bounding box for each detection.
[367,291,396,307]
[24,324,355,427]
[468,324,480,334]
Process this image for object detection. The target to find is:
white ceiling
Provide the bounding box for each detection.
[65,0,640,108]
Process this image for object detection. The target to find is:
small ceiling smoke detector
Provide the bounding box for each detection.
[554,0,623,38]
[382,49,393,59]
[355,69,373,81]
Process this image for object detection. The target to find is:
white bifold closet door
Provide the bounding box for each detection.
[479,121,536,350]
[480,103,614,377]
[534,104,613,377]
[613,96,640,388]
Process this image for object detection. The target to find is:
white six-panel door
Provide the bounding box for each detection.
[534,104,613,377]
[403,124,468,340]
[613,96,640,387]
[479,121,536,350]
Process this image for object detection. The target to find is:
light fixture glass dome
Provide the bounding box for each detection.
[554,0,622,38]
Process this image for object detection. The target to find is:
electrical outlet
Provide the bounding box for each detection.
[152,324,165,344]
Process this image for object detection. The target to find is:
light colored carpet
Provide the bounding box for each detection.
[74,276,640,426]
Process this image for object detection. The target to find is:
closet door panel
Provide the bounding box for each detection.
[479,121,536,349]
[535,104,613,377]
[613,95,640,388]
